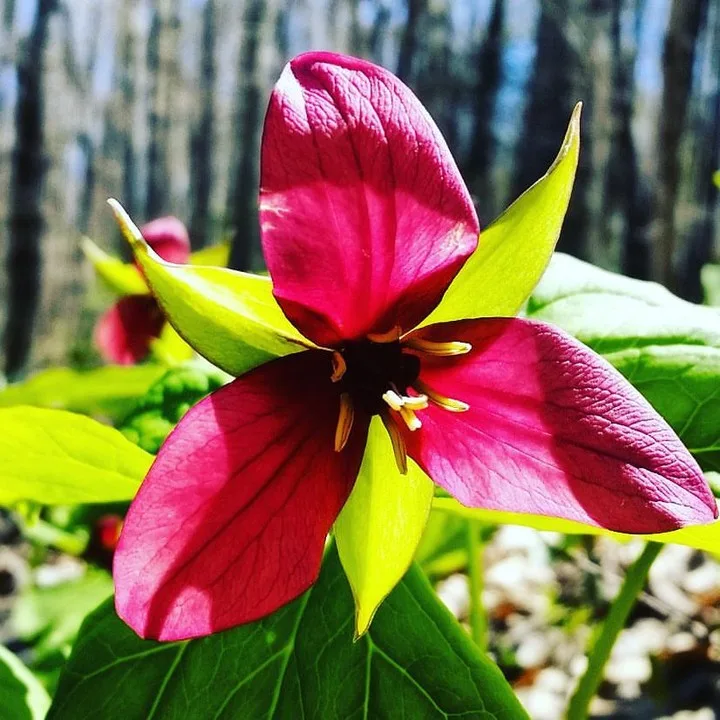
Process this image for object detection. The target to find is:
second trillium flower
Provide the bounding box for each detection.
[111,52,717,642]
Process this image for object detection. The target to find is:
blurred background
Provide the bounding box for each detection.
[0,0,718,378]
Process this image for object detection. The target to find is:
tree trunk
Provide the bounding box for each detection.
[397,0,427,82]
[655,0,707,288]
[190,0,216,248]
[4,0,56,378]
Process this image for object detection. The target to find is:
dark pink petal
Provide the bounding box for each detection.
[140,216,191,264]
[404,318,717,533]
[114,351,368,641]
[260,52,479,347]
[94,295,165,365]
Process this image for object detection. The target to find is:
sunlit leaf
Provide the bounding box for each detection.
[422,102,581,326]
[0,365,166,419]
[0,407,150,505]
[335,418,434,637]
[0,646,51,720]
[48,547,526,719]
[108,200,312,377]
[81,237,147,296]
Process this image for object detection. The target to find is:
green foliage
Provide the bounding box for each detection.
[119,364,229,453]
[0,366,166,420]
[0,646,51,720]
[0,407,151,506]
[701,263,720,306]
[528,253,720,472]
[48,548,527,719]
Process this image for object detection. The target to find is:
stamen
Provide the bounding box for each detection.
[330,352,347,382]
[414,379,469,413]
[381,390,404,411]
[403,338,472,356]
[367,326,401,343]
[334,393,354,451]
[401,394,429,411]
[381,413,408,474]
[399,406,422,431]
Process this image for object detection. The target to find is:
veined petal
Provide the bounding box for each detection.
[334,416,434,637]
[140,216,191,264]
[422,103,581,327]
[95,295,165,365]
[114,351,369,641]
[109,199,313,377]
[404,318,717,533]
[261,51,478,346]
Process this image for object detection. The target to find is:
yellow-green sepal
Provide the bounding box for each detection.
[149,323,195,366]
[335,417,434,637]
[423,102,582,326]
[81,237,148,296]
[433,493,720,555]
[189,242,231,267]
[108,199,313,378]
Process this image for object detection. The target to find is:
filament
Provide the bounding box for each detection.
[381,413,408,474]
[334,393,355,451]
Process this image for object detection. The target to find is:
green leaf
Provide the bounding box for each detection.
[528,253,720,353]
[423,103,581,327]
[432,495,720,555]
[188,243,230,267]
[0,407,151,505]
[81,237,147,296]
[335,418,434,637]
[714,169,720,189]
[0,645,51,720]
[0,365,166,419]
[49,548,527,719]
[528,253,720,471]
[108,199,312,378]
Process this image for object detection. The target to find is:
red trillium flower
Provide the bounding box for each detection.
[112,52,717,641]
[92,217,191,364]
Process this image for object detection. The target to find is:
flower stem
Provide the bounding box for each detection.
[566,542,662,719]
[466,520,487,651]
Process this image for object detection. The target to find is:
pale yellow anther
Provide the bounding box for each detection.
[331,352,347,383]
[399,406,422,432]
[381,390,404,411]
[380,413,408,475]
[334,393,355,452]
[403,338,472,357]
[414,380,470,413]
[367,326,401,343]
[401,394,429,411]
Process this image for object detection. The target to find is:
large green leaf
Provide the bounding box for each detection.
[432,493,720,555]
[528,253,720,471]
[108,199,312,378]
[0,365,166,419]
[335,418,434,637]
[48,548,527,719]
[422,103,581,327]
[0,645,51,720]
[0,407,151,505]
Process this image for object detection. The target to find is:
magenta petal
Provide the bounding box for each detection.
[114,351,368,641]
[94,295,165,365]
[260,52,479,346]
[404,318,717,533]
[140,216,191,264]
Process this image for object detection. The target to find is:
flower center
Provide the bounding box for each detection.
[330,334,472,473]
[335,340,421,415]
